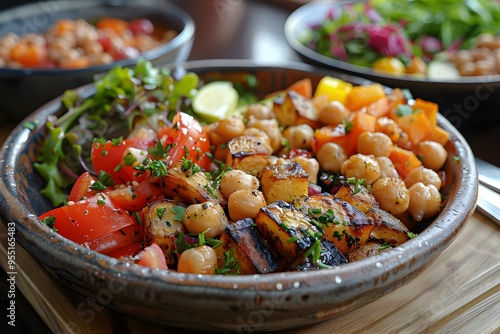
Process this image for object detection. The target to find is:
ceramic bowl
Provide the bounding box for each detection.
[284,0,500,131]
[0,0,194,123]
[0,60,478,332]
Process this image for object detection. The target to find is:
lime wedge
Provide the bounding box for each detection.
[192,81,239,123]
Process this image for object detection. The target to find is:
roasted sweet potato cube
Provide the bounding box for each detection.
[273,91,320,128]
[292,194,374,255]
[226,135,273,177]
[366,207,410,246]
[226,218,279,274]
[143,199,186,266]
[162,161,226,206]
[260,162,309,203]
[333,184,377,213]
[289,239,347,271]
[256,200,320,261]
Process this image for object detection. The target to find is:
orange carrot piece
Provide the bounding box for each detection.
[345,111,377,155]
[287,78,313,99]
[96,17,128,34]
[428,125,450,147]
[389,146,422,179]
[344,83,385,111]
[311,125,348,154]
[395,110,433,147]
[363,96,391,118]
[413,98,439,126]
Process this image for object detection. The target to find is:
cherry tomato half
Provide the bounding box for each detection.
[158,112,212,170]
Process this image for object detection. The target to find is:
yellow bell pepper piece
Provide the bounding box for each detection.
[313,76,353,104]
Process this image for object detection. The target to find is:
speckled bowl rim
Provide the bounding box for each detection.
[0,60,478,331]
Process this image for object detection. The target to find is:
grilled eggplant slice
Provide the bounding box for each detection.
[162,161,226,206]
[256,200,321,262]
[366,207,410,246]
[260,162,309,203]
[289,239,347,271]
[292,193,374,255]
[215,231,257,275]
[334,183,378,213]
[273,90,320,129]
[143,199,186,266]
[226,135,272,177]
[226,218,279,274]
[346,241,385,262]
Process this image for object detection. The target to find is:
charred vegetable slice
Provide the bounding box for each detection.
[162,161,226,206]
[292,193,374,254]
[143,199,186,266]
[289,239,347,271]
[366,207,410,246]
[226,135,272,177]
[256,200,321,262]
[226,218,279,274]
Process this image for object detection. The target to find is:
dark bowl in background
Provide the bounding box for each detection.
[284,0,500,132]
[0,0,195,122]
[0,60,478,332]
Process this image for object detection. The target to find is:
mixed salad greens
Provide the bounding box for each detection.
[302,0,500,77]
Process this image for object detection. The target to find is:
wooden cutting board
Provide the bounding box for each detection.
[0,211,499,333]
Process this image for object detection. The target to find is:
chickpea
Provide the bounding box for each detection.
[245,103,274,120]
[416,141,448,171]
[282,124,314,150]
[407,182,441,222]
[475,59,496,76]
[458,62,477,76]
[243,128,273,154]
[292,156,319,184]
[219,169,259,199]
[246,117,283,153]
[316,142,347,173]
[318,100,351,126]
[375,117,400,143]
[477,33,496,49]
[177,245,217,275]
[340,154,381,185]
[183,202,228,238]
[376,156,399,178]
[372,177,410,215]
[450,49,473,67]
[228,189,266,221]
[357,131,393,157]
[404,166,442,190]
[213,117,246,143]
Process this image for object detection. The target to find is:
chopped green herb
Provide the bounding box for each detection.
[156,207,167,219]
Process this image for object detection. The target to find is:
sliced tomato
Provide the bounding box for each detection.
[39,194,137,247]
[86,224,144,255]
[91,138,154,185]
[107,242,144,260]
[138,243,168,269]
[107,179,165,213]
[68,172,100,202]
[157,112,211,170]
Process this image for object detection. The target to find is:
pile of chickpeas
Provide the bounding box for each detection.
[449,33,500,76]
[0,18,177,69]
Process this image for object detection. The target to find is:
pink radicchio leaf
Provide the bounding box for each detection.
[329,33,349,61]
[416,36,443,55]
[367,25,412,57]
[364,3,384,24]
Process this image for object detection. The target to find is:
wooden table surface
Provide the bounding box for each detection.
[0,1,499,333]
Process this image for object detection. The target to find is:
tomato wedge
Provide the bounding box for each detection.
[39,194,138,248]
[91,138,154,185]
[138,243,168,269]
[68,172,100,202]
[107,179,165,213]
[158,112,211,170]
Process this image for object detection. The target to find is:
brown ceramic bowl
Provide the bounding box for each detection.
[0,60,478,332]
